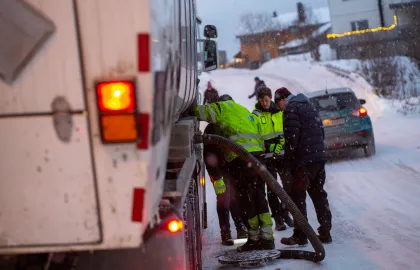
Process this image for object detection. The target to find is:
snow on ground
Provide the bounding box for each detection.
[199,56,420,269]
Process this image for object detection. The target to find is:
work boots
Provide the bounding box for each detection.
[236,224,248,239]
[318,230,332,243]
[221,230,234,246]
[274,217,287,231]
[237,238,275,252]
[280,233,308,246]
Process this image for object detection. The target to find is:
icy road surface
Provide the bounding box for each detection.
[199,56,420,269]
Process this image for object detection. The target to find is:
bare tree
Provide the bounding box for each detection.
[361,57,399,98]
[239,12,281,35]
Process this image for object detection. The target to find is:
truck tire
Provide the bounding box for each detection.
[183,177,202,270]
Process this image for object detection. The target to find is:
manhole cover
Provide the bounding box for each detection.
[218,249,281,267]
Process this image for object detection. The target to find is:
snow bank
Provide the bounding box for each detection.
[323,56,420,100]
[199,54,384,119]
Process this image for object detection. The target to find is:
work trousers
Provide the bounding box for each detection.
[203,143,245,232]
[265,159,293,221]
[290,163,332,236]
[227,154,271,227]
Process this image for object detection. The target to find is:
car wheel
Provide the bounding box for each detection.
[364,137,376,157]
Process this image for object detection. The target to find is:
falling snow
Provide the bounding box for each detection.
[198,54,420,269]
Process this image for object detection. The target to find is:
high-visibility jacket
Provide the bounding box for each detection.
[193,100,264,162]
[252,101,285,153]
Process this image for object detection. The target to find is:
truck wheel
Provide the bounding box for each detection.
[364,137,376,157]
[183,177,202,270]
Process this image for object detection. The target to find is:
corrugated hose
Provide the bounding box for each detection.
[198,134,325,262]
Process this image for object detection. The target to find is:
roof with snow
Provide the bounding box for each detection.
[237,6,331,36]
[278,22,331,50]
[276,6,330,26]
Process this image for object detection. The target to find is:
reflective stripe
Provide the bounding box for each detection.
[260,227,274,233]
[279,149,285,155]
[240,142,262,149]
[208,106,217,123]
[214,185,225,191]
[229,133,261,141]
[252,110,261,116]
[198,106,207,121]
[262,131,284,140]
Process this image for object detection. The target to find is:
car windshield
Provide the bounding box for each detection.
[310,92,359,112]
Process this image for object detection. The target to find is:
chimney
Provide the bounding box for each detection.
[297,2,306,23]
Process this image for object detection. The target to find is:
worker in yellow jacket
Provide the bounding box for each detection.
[252,87,294,231]
[192,94,275,252]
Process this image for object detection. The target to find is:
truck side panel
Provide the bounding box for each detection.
[75,0,154,249]
[0,0,86,114]
[0,0,101,251]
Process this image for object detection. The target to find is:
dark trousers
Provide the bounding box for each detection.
[203,144,244,232]
[290,163,332,236]
[215,169,245,232]
[266,160,293,221]
[228,154,270,224]
[266,165,285,220]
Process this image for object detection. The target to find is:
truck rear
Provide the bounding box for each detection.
[0,0,218,269]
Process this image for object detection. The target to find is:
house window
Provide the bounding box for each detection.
[351,20,369,31]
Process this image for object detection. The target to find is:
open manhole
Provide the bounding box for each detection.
[218,249,281,267]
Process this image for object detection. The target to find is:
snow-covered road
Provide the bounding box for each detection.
[199,57,420,269]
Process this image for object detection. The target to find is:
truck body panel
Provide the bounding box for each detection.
[0,0,214,268]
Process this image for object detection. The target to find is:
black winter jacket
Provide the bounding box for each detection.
[283,93,326,167]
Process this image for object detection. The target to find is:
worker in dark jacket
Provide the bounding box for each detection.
[248,77,266,99]
[203,81,219,104]
[274,87,333,245]
[203,122,248,246]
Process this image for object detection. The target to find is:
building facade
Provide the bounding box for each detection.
[327,0,420,60]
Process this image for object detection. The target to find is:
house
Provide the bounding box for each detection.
[278,22,331,56]
[327,0,420,60]
[234,3,331,69]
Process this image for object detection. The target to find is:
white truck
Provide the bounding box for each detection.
[0,0,218,269]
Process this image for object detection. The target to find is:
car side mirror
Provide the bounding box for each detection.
[203,40,218,71]
[204,25,218,38]
[359,99,366,105]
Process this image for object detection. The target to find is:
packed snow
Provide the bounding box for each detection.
[198,55,420,269]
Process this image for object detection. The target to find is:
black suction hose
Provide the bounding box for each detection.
[199,134,325,262]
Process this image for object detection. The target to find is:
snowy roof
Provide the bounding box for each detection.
[278,22,331,50]
[276,6,330,27]
[237,6,331,36]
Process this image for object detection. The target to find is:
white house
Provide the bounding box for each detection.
[327,0,420,59]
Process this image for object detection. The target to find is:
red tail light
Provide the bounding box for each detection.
[95,80,138,143]
[351,107,368,118]
[167,219,183,233]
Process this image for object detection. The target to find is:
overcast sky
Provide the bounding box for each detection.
[196,0,329,60]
